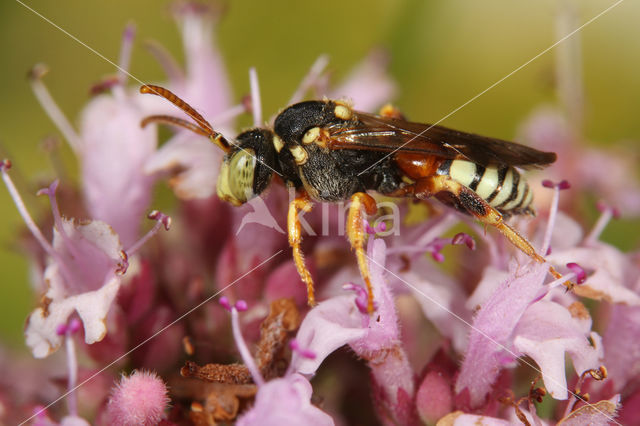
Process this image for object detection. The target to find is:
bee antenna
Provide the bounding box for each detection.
[140,84,231,152]
[141,115,211,137]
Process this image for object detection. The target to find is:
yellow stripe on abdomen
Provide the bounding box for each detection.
[441,160,533,213]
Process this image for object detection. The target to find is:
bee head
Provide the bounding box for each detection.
[216,129,278,206]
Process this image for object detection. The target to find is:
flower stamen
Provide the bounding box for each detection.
[541,179,571,255]
[28,64,82,152]
[124,210,172,256]
[585,201,620,244]
[222,299,265,386]
[289,339,317,360]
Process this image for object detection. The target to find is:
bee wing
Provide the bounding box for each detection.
[327,111,556,169]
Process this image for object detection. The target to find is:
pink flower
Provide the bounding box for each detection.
[294,238,415,425]
[236,373,333,426]
[30,26,158,248]
[144,3,235,199]
[512,300,603,400]
[1,163,168,358]
[220,299,334,425]
[455,261,549,407]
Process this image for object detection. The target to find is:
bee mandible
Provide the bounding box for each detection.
[140,84,557,314]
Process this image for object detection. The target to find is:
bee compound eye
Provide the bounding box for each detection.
[228,149,257,203]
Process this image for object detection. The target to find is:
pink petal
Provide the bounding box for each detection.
[292,295,367,375]
[548,243,640,305]
[558,395,620,426]
[25,275,121,358]
[79,94,157,247]
[236,373,334,426]
[513,301,603,400]
[602,304,640,391]
[455,262,547,407]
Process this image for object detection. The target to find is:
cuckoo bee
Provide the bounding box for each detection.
[140,85,556,313]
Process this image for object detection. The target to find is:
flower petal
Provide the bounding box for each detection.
[26,275,121,358]
[236,373,334,426]
[455,262,547,406]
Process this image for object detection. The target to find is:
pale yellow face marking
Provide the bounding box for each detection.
[290,145,308,165]
[273,135,284,153]
[334,104,352,120]
[302,127,320,145]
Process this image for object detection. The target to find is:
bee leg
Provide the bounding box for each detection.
[288,194,316,307]
[347,192,378,314]
[415,175,545,263]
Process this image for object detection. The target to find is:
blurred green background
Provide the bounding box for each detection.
[0,0,638,347]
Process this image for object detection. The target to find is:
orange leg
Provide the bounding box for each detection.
[415,175,545,263]
[287,194,316,307]
[347,192,378,314]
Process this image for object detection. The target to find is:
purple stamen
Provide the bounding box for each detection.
[227,303,265,386]
[219,296,232,312]
[68,318,82,333]
[431,252,445,263]
[375,221,387,233]
[56,318,83,337]
[343,282,374,314]
[125,211,172,256]
[596,200,621,219]
[364,220,376,235]
[364,219,387,235]
[56,323,68,336]
[542,179,571,190]
[289,339,317,360]
[566,262,586,284]
[452,232,476,250]
[235,300,248,312]
[148,210,172,231]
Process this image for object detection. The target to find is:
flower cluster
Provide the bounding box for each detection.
[1,2,639,425]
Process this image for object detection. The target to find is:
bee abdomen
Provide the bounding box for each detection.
[437,159,533,214]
